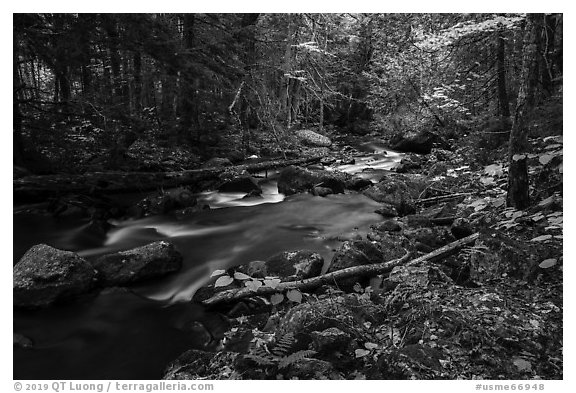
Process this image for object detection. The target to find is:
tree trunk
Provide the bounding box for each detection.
[238,13,259,153]
[496,29,510,118]
[13,39,26,167]
[104,15,123,102]
[133,51,142,114]
[178,14,196,141]
[541,14,557,94]
[78,14,93,98]
[507,14,539,210]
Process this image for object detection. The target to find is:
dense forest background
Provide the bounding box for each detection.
[13,13,562,173]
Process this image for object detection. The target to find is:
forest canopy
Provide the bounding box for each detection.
[13,13,562,174]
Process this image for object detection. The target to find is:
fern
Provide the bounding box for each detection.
[278,350,317,369]
[244,354,276,366]
[245,332,317,370]
[271,332,295,357]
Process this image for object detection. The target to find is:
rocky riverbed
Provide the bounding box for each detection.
[14,130,563,380]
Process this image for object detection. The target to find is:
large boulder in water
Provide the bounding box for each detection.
[277,166,346,195]
[295,129,332,147]
[92,241,183,286]
[390,131,439,154]
[14,244,97,308]
[239,250,324,281]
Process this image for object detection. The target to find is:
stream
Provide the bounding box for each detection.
[13,142,402,379]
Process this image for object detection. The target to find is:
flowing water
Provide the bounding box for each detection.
[13,143,401,379]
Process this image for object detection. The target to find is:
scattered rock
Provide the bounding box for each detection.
[377,233,409,261]
[295,130,332,147]
[320,157,337,166]
[375,203,398,217]
[217,176,262,194]
[363,175,424,215]
[371,220,402,233]
[14,333,34,349]
[344,177,373,191]
[286,358,336,379]
[327,240,383,290]
[276,294,383,343]
[277,166,345,195]
[328,240,382,271]
[403,227,454,253]
[239,250,324,281]
[427,162,448,176]
[385,265,453,292]
[390,131,440,155]
[450,217,475,239]
[470,231,545,282]
[312,186,333,197]
[129,188,197,217]
[310,327,352,353]
[92,241,183,286]
[14,244,97,308]
[370,344,447,379]
[395,154,423,173]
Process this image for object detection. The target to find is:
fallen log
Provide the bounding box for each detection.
[202,232,480,307]
[14,155,324,203]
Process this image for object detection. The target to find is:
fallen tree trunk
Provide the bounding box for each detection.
[202,232,480,307]
[14,155,323,203]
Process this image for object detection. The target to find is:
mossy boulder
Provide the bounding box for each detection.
[14,244,97,308]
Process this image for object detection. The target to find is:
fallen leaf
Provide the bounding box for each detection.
[512,154,526,161]
[210,269,226,277]
[539,258,557,269]
[270,293,285,305]
[214,275,234,288]
[513,358,532,372]
[355,349,371,358]
[263,278,281,288]
[245,279,263,292]
[364,342,379,350]
[530,234,552,242]
[286,289,303,303]
[233,272,251,280]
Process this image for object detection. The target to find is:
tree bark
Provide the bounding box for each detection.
[178,14,197,141]
[133,51,142,114]
[541,14,557,94]
[202,233,480,307]
[13,38,26,167]
[496,29,510,117]
[507,14,539,209]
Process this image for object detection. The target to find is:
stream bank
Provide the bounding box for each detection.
[13,131,563,380]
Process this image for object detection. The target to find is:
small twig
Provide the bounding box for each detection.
[415,192,472,205]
